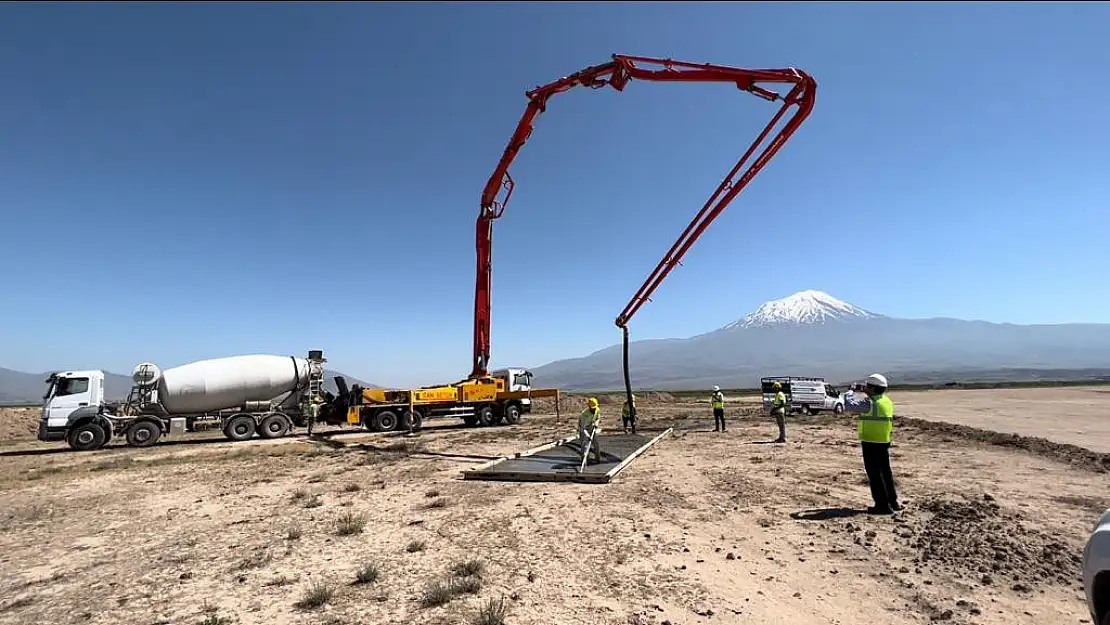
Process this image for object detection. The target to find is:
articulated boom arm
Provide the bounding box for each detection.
[471,54,816,380]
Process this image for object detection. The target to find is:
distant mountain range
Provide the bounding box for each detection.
[531,290,1110,390]
[0,363,378,405]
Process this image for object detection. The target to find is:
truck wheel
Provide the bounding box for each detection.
[401,409,423,432]
[834,404,844,415]
[373,410,399,432]
[126,421,161,448]
[224,415,257,441]
[258,414,290,439]
[67,422,108,451]
[503,404,522,425]
[477,406,495,427]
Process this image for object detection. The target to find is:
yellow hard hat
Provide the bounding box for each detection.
[772,382,782,390]
[587,397,599,409]
[312,395,324,404]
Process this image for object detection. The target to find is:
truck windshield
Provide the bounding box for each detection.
[513,372,533,388]
[54,377,90,397]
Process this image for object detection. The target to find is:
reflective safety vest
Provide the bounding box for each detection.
[772,391,787,414]
[858,393,894,443]
[579,408,601,430]
[622,401,634,417]
[711,392,724,409]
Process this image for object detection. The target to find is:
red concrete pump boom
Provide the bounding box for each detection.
[471,54,816,387]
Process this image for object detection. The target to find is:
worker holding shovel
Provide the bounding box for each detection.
[577,397,603,466]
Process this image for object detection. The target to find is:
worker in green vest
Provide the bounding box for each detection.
[711,386,726,432]
[770,381,787,443]
[577,397,603,465]
[844,373,900,515]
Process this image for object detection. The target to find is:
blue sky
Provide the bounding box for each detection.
[2,3,1108,386]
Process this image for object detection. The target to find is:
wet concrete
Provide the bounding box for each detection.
[463,433,663,483]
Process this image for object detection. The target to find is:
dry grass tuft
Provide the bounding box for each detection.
[449,558,485,578]
[472,597,508,625]
[294,582,335,610]
[355,562,380,585]
[336,511,367,536]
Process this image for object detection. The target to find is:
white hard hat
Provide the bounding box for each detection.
[866,373,888,388]
[713,385,720,392]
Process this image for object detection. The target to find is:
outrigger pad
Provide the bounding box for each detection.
[461,429,672,484]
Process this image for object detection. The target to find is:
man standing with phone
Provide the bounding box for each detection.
[844,373,901,515]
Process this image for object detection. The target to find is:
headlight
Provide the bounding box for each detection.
[1093,508,1110,533]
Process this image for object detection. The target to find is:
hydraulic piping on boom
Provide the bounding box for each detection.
[472,54,816,424]
[610,57,816,425]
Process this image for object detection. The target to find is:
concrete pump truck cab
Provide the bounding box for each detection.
[38,350,558,451]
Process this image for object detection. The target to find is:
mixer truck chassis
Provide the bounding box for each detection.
[45,403,306,451]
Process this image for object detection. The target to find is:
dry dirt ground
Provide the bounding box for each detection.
[0,389,1108,625]
[895,387,1110,453]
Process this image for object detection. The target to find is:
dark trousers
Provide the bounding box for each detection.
[713,408,726,431]
[861,442,899,510]
[622,414,636,433]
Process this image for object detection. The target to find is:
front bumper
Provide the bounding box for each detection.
[37,421,67,442]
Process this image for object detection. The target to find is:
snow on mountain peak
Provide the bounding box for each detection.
[725,290,877,329]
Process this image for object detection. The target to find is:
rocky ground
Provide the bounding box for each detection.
[0,389,1106,625]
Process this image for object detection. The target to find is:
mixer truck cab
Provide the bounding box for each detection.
[38,370,110,447]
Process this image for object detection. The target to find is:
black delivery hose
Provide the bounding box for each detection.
[622,325,637,434]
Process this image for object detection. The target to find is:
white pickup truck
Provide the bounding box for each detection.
[1084,508,1110,624]
[760,376,845,415]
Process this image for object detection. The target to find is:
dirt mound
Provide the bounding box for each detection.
[904,494,1080,586]
[0,407,39,442]
[901,415,1110,473]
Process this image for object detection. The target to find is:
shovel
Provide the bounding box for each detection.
[578,427,597,473]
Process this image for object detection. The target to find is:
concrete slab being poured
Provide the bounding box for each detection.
[461,429,673,484]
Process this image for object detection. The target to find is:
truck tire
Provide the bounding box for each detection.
[503,403,522,425]
[401,409,423,432]
[258,414,290,439]
[224,414,257,442]
[67,422,108,452]
[372,410,399,432]
[126,421,161,448]
[834,404,844,415]
[477,406,495,427]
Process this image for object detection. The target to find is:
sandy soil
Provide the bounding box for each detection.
[0,406,39,443]
[896,386,1110,453]
[1,391,1107,625]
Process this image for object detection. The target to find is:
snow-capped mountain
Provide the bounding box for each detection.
[531,289,1110,390]
[724,290,879,329]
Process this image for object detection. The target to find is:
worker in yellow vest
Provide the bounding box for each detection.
[711,386,726,432]
[577,397,603,465]
[770,381,787,443]
[844,373,900,515]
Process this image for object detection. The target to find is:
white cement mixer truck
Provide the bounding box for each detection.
[38,351,327,451]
